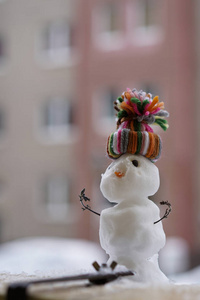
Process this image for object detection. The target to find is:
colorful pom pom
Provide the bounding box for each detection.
[116,88,169,133]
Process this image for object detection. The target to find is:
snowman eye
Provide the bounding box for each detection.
[108,163,114,170]
[132,160,139,167]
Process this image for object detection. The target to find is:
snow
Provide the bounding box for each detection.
[0,237,106,277]
[159,237,190,276]
[170,266,200,285]
[159,236,200,285]
[99,154,168,283]
[0,236,199,288]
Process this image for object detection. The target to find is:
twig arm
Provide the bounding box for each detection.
[154,201,172,224]
[79,188,100,216]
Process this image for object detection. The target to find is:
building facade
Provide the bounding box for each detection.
[0,0,198,256]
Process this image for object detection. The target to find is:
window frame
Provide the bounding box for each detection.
[43,175,70,222]
[36,20,78,68]
[92,87,120,135]
[128,0,164,46]
[36,97,79,144]
[33,174,76,224]
[92,1,125,51]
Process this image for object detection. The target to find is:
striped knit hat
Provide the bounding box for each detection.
[107,88,169,161]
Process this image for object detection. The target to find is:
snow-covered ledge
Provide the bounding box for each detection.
[0,237,200,299]
[0,237,106,296]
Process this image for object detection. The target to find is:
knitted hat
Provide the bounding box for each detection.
[107,88,169,161]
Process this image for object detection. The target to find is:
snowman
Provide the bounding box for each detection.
[99,88,170,283]
[99,154,168,282]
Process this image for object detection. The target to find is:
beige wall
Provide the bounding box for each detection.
[0,0,81,242]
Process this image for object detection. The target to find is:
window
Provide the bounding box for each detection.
[138,0,157,28]
[43,176,70,222]
[130,0,163,45]
[39,97,77,142]
[0,38,4,59]
[101,2,121,34]
[103,89,118,119]
[140,84,159,96]
[0,109,4,133]
[93,88,119,134]
[0,36,6,66]
[0,179,5,197]
[38,20,76,66]
[44,98,73,128]
[0,108,5,140]
[93,1,124,50]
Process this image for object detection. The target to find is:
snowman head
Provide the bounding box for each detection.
[100,154,160,203]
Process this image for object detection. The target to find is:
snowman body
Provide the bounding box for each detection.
[99,154,168,282]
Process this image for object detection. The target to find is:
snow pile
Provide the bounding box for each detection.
[170,266,200,284]
[159,236,200,285]
[159,237,190,276]
[0,237,106,276]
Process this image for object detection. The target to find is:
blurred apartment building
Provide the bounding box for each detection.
[0,0,198,254]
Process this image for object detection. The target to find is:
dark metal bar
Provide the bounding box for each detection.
[6,269,134,300]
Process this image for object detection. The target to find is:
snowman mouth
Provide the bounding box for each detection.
[114,171,125,178]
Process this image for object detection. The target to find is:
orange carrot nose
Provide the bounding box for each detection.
[115,171,125,178]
